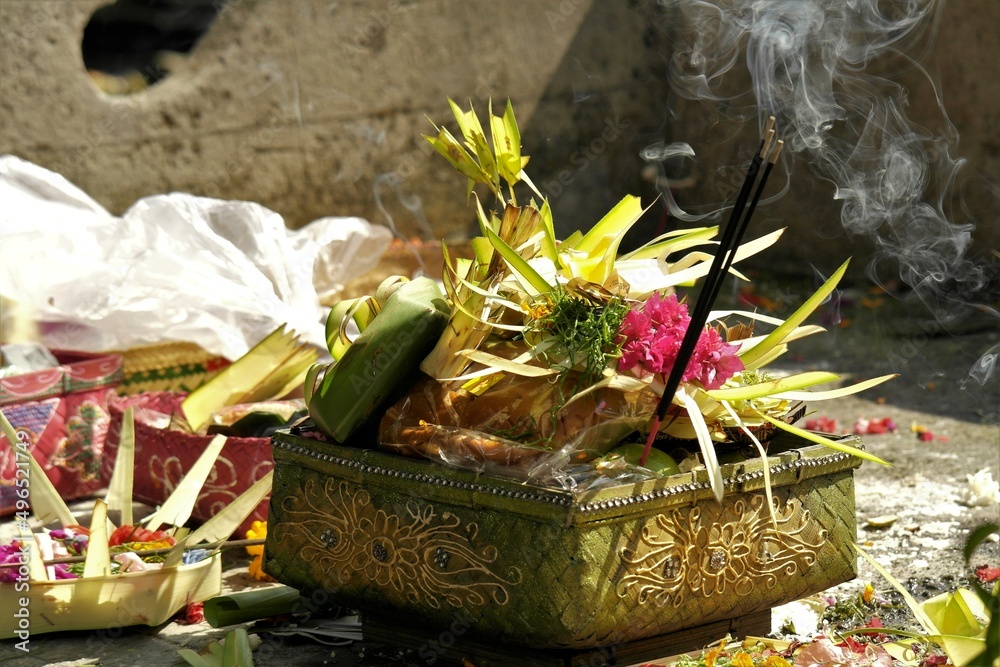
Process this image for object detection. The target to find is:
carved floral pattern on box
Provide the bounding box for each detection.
[275,478,522,609]
[617,493,827,607]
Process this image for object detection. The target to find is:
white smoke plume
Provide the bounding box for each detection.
[660,0,996,324]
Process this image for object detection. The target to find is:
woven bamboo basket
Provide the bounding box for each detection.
[114,342,231,395]
[264,426,863,650]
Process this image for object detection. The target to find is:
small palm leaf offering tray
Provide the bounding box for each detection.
[0,408,272,639]
[264,100,894,652]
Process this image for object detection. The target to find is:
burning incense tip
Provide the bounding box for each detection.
[769,139,785,164]
[760,128,776,159]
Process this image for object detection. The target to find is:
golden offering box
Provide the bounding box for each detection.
[265,426,862,650]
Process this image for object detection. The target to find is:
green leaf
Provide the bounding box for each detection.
[83,499,111,578]
[1,408,75,527]
[177,648,218,667]
[739,259,850,367]
[326,296,379,360]
[756,411,890,465]
[573,195,643,252]
[470,236,495,269]
[187,471,273,545]
[676,387,724,502]
[449,99,498,190]
[144,434,227,532]
[559,195,654,286]
[302,363,323,406]
[477,197,553,295]
[204,586,309,628]
[963,523,1000,667]
[964,523,999,565]
[221,628,254,667]
[455,349,557,378]
[567,196,648,285]
[621,225,719,261]
[536,197,560,265]
[490,99,523,190]
[104,406,135,526]
[705,371,841,401]
[772,373,898,401]
[425,127,496,198]
[739,343,789,372]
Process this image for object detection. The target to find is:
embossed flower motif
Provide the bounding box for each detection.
[278,480,520,609]
[688,521,754,597]
[348,509,422,594]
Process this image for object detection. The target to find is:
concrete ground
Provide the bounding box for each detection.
[2,274,998,666]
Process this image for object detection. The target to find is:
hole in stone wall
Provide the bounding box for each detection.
[82,0,223,95]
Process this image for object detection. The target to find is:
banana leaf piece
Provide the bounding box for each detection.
[204,586,312,628]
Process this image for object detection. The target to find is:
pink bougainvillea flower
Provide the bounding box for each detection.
[689,326,744,390]
[643,290,689,328]
[0,541,26,583]
[617,292,743,389]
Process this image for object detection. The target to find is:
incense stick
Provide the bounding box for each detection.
[688,122,775,329]
[0,538,266,569]
[639,121,781,467]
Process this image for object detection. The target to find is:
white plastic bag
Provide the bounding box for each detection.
[0,155,392,360]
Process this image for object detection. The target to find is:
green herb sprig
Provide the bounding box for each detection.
[528,288,630,389]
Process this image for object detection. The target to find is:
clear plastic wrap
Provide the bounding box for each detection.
[377,372,666,489]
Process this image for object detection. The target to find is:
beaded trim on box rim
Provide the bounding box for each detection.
[272,438,857,513]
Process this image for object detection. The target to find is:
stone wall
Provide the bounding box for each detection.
[1,0,997,283]
[0,0,669,238]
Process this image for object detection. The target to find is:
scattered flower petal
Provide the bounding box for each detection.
[771,599,823,638]
[113,552,163,573]
[962,469,1000,507]
[806,416,837,433]
[853,417,897,435]
[865,515,898,529]
[178,602,205,625]
[246,520,274,582]
[974,565,1000,584]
